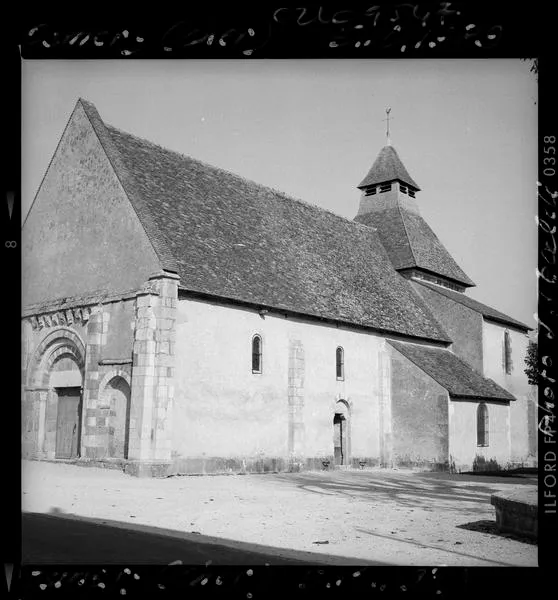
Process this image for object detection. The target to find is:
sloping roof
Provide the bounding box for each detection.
[355,207,475,288]
[79,99,452,343]
[388,341,516,402]
[413,280,531,332]
[358,145,421,190]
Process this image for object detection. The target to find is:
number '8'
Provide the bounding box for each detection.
[5,240,17,248]
[544,136,556,144]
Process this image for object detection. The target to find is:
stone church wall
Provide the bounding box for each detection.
[22,296,137,462]
[448,400,511,472]
[22,101,161,307]
[483,321,537,466]
[388,346,450,469]
[410,282,484,373]
[172,296,387,474]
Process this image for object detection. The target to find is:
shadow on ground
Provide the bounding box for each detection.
[22,512,386,566]
[273,470,536,512]
[456,520,537,545]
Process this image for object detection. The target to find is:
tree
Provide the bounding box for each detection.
[524,340,539,385]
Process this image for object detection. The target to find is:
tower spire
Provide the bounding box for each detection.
[383,107,393,146]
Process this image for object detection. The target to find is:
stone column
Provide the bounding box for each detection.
[82,307,103,459]
[288,339,305,472]
[126,271,179,477]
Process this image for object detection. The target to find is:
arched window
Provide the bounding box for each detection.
[477,403,489,447]
[336,346,344,380]
[252,335,262,374]
[503,330,512,374]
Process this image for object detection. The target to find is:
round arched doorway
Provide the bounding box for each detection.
[100,375,131,459]
[25,327,86,460]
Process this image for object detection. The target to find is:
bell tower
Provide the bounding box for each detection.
[354,110,474,291]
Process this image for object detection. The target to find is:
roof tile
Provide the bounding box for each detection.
[358,145,421,190]
[356,207,475,287]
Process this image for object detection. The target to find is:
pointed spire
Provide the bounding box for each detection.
[357,145,420,190]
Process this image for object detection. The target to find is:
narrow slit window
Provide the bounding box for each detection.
[336,346,344,380]
[400,184,407,194]
[477,403,489,447]
[365,187,377,196]
[408,189,416,198]
[379,183,392,193]
[252,335,262,374]
[503,330,512,374]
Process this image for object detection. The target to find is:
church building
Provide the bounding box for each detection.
[21,99,537,477]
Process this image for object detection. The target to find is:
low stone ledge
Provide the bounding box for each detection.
[124,460,172,478]
[490,487,538,540]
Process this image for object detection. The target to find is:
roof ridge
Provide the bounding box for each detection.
[105,123,373,231]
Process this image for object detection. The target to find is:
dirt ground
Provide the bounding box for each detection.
[21,460,538,567]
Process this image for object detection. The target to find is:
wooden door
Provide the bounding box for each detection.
[333,413,344,465]
[55,388,81,459]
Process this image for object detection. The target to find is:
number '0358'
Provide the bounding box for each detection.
[544,136,556,176]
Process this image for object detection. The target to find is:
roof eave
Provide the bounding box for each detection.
[177,286,452,345]
[357,176,421,192]
[483,315,532,333]
[449,393,515,403]
[404,267,476,290]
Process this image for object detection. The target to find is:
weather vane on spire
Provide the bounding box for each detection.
[383,107,393,146]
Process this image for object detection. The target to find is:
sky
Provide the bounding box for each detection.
[22,59,537,327]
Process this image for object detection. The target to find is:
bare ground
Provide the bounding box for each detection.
[21,460,538,566]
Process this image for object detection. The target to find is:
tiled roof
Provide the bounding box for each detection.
[388,341,516,402]
[355,207,475,288]
[79,99,452,343]
[413,280,531,332]
[358,145,421,190]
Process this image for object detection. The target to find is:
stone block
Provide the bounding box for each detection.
[134,328,155,342]
[155,306,174,319]
[490,488,537,540]
[159,318,173,330]
[136,317,156,330]
[88,322,103,334]
[157,342,170,355]
[156,354,174,367]
[136,295,156,308]
[135,353,156,367]
[136,307,153,319]
[140,340,156,354]
[124,460,171,478]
